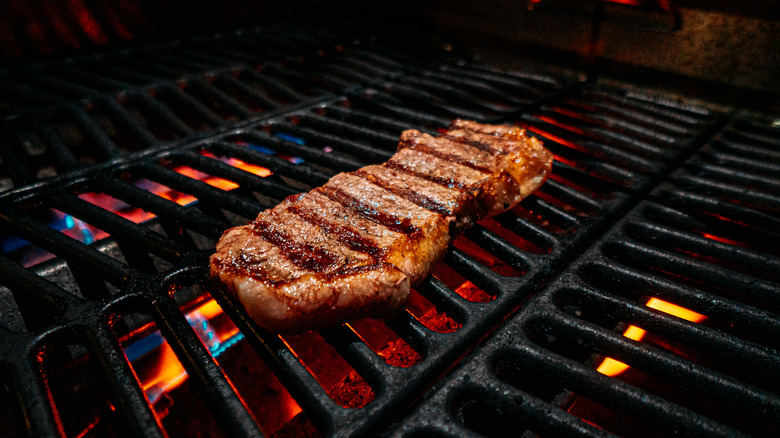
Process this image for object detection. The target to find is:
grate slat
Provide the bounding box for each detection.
[152,294,265,437]
[0,209,135,286]
[88,322,167,438]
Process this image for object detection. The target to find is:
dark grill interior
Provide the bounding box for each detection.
[0,23,778,438]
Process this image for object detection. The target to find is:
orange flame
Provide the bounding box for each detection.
[597,298,706,376]
[80,155,271,225]
[131,299,242,403]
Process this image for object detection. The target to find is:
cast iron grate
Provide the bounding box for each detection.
[0,25,727,437]
[0,25,429,193]
[390,112,780,437]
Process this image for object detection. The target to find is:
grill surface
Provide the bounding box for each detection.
[0,23,777,438]
[391,114,780,437]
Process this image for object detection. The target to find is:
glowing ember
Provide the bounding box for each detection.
[172,165,239,192]
[78,154,272,231]
[524,125,592,156]
[199,151,273,179]
[646,298,706,324]
[534,115,586,136]
[597,298,706,377]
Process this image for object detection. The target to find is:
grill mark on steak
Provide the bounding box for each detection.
[317,185,421,236]
[287,205,386,259]
[251,219,340,272]
[211,256,274,285]
[384,160,471,191]
[398,138,495,174]
[443,134,504,156]
[352,168,453,216]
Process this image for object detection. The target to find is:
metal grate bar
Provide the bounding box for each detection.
[348,91,454,128]
[172,150,300,200]
[510,340,745,437]
[96,176,227,239]
[85,58,160,85]
[5,358,63,437]
[624,220,780,281]
[157,83,226,129]
[98,99,161,148]
[240,67,308,103]
[245,128,366,171]
[213,72,282,112]
[126,92,194,138]
[319,325,392,389]
[398,75,517,114]
[187,77,254,119]
[33,121,80,169]
[152,294,265,437]
[136,163,264,220]
[546,310,780,417]
[581,261,780,341]
[210,141,331,186]
[88,322,167,438]
[413,277,472,322]
[56,65,131,92]
[0,136,32,190]
[0,255,75,315]
[22,70,96,98]
[518,195,583,230]
[207,284,344,433]
[50,193,188,263]
[565,284,780,371]
[381,82,489,121]
[323,104,431,137]
[604,240,780,309]
[266,122,394,162]
[0,209,135,286]
[68,106,124,158]
[295,112,401,147]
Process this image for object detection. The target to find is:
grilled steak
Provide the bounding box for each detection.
[210,120,553,333]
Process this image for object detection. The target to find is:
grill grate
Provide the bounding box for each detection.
[2,23,772,438]
[390,114,780,437]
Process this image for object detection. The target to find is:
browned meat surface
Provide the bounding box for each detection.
[210,120,553,333]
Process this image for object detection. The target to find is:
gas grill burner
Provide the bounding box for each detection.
[0,23,778,438]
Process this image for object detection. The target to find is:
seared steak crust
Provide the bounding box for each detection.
[210,120,553,333]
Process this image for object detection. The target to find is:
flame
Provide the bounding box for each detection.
[126,298,244,404]
[199,151,273,179]
[173,165,239,192]
[597,298,706,377]
[141,345,189,403]
[76,155,271,227]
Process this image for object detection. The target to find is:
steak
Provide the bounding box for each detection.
[210,120,553,333]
